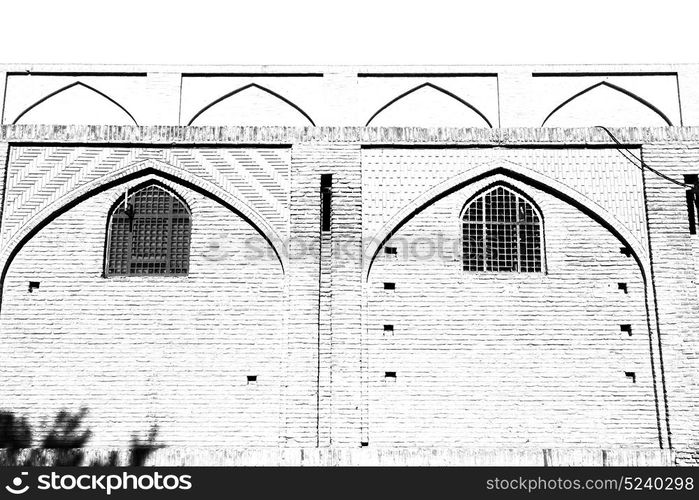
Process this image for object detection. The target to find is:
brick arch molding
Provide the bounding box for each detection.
[12,81,138,125]
[541,81,673,127]
[361,161,671,448]
[0,158,286,313]
[365,161,648,280]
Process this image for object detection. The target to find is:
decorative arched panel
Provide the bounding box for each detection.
[13,82,138,125]
[542,81,672,128]
[366,172,663,449]
[366,82,492,128]
[188,83,314,126]
[0,174,286,449]
[366,164,648,281]
[0,158,287,314]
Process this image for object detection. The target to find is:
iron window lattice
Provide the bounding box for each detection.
[462,185,543,272]
[106,184,191,276]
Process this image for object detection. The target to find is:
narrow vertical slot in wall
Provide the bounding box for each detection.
[684,174,698,234]
[317,173,333,447]
[321,174,332,232]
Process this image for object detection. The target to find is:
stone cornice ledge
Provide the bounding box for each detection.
[3,125,699,145]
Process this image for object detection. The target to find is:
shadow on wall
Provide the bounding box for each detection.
[0,409,162,466]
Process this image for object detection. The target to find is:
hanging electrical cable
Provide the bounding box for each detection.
[596,125,692,188]
[596,125,699,233]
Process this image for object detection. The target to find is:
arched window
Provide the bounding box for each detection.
[462,184,543,272]
[105,183,191,276]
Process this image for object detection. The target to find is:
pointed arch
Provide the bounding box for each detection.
[12,81,138,125]
[362,162,671,448]
[541,81,672,127]
[187,83,315,126]
[0,159,287,313]
[365,82,492,127]
[459,180,544,221]
[365,162,648,281]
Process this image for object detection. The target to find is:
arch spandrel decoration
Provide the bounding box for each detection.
[365,163,649,281]
[0,159,287,312]
[365,82,492,128]
[13,81,138,126]
[361,162,669,448]
[187,83,315,126]
[541,81,673,128]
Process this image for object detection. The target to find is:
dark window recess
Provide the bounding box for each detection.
[685,174,699,235]
[321,174,332,232]
[383,324,394,332]
[625,371,636,383]
[247,375,257,384]
[462,185,543,272]
[28,281,40,293]
[106,184,191,276]
[384,282,396,290]
[618,282,628,293]
[385,246,398,255]
[360,441,369,447]
[620,324,633,336]
[385,371,397,379]
[620,247,632,257]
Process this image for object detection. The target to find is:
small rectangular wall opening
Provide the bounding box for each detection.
[385,371,397,380]
[625,371,636,383]
[385,246,397,255]
[685,174,698,234]
[383,282,396,290]
[383,324,394,333]
[620,324,633,336]
[620,247,632,257]
[321,174,332,232]
[360,441,369,447]
[617,282,628,294]
[28,281,40,293]
[247,375,257,384]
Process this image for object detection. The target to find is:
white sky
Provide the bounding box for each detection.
[0,0,696,66]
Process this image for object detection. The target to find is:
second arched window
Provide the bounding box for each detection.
[462,184,543,272]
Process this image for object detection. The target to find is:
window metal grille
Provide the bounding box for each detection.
[106,184,191,276]
[462,185,542,272]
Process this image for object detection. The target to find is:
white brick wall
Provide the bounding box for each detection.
[0,64,695,127]
[367,177,657,447]
[642,144,699,465]
[0,178,285,448]
[0,123,696,465]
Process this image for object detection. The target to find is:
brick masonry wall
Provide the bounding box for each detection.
[0,177,285,447]
[0,146,291,255]
[361,148,648,252]
[367,175,658,448]
[285,143,362,447]
[642,144,699,465]
[0,125,696,465]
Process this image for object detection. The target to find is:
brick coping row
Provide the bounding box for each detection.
[3,125,699,145]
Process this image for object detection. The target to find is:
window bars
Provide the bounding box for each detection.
[106,184,191,276]
[462,185,542,272]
